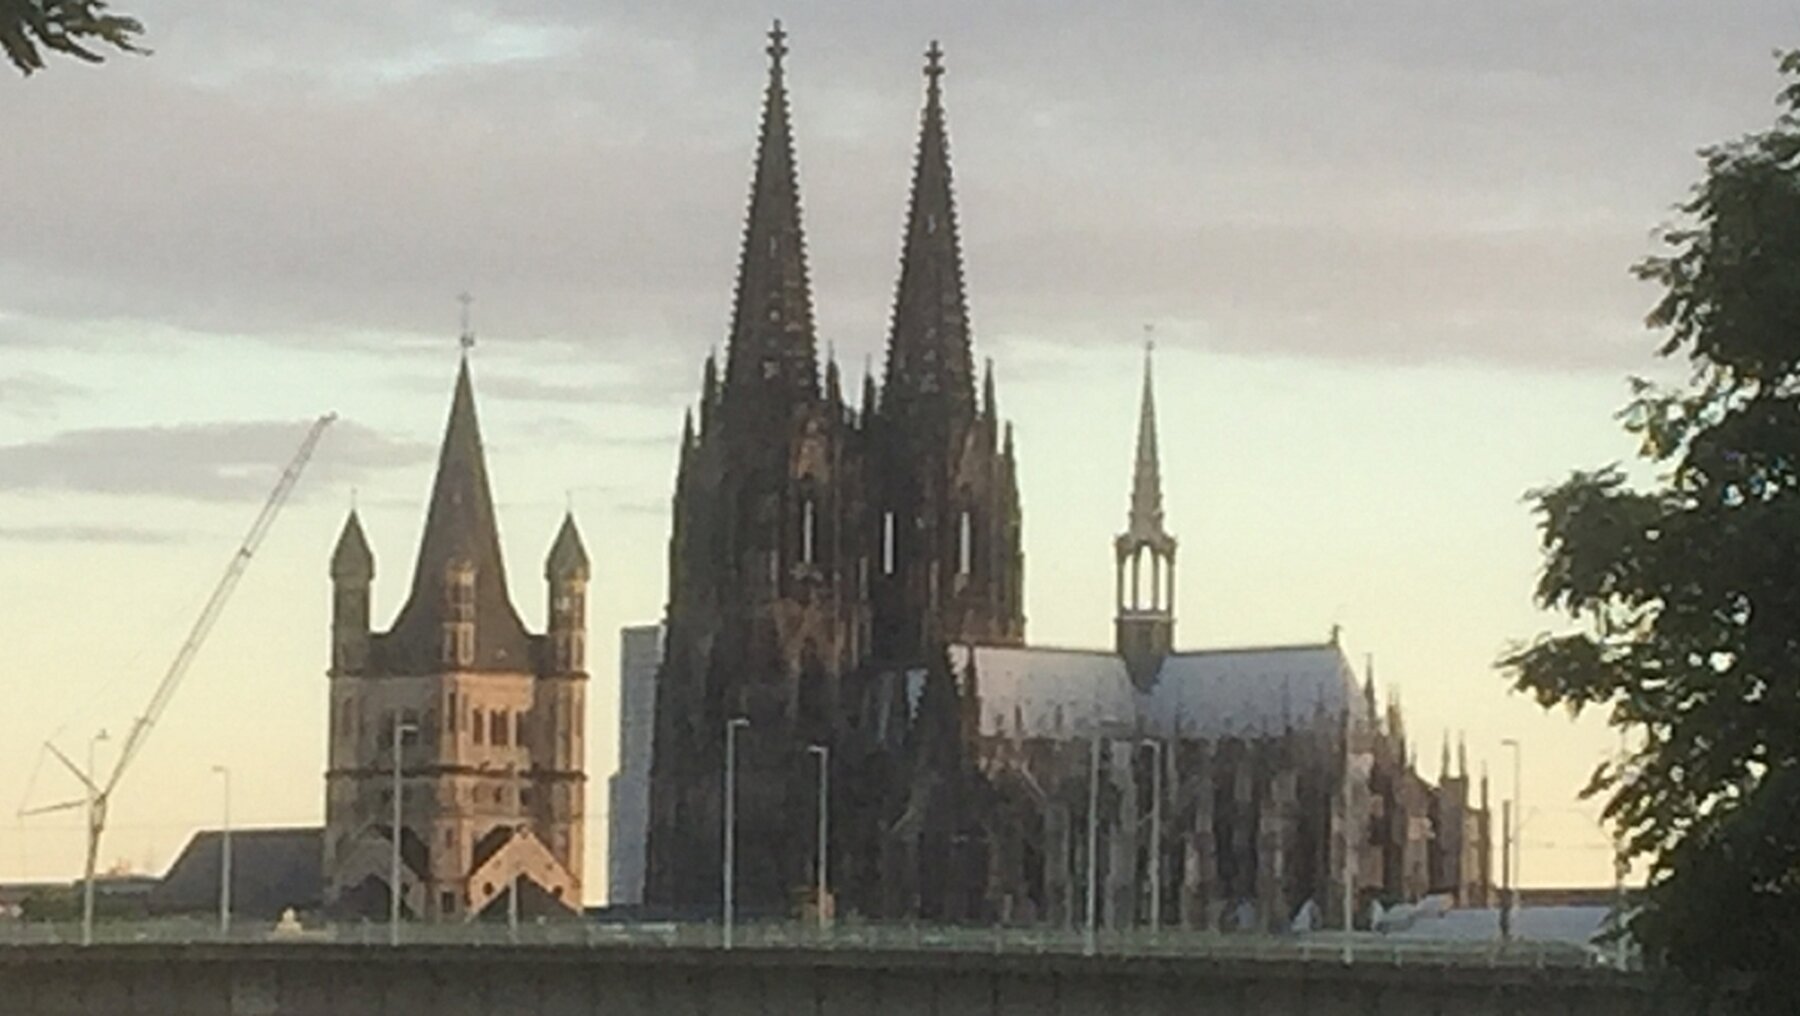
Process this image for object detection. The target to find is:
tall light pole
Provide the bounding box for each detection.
[389,714,417,947]
[1140,738,1163,935]
[1501,737,1522,931]
[807,744,829,929]
[1085,735,1101,956]
[211,766,232,938]
[723,716,749,949]
[80,729,109,947]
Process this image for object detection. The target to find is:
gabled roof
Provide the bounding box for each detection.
[151,827,323,918]
[379,357,532,672]
[881,41,977,431]
[953,641,1364,739]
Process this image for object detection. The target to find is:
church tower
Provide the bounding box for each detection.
[647,22,871,913]
[324,348,586,922]
[1115,342,1176,689]
[869,41,1024,661]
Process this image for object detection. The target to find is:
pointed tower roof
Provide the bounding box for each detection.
[1118,341,1175,552]
[881,41,975,429]
[545,512,590,581]
[385,356,531,671]
[723,20,819,405]
[331,509,373,583]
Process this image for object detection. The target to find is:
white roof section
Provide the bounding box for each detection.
[953,642,1363,740]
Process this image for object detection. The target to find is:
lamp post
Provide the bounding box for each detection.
[1501,737,1522,933]
[80,729,109,947]
[1084,735,1101,956]
[389,714,417,947]
[211,766,232,938]
[723,716,749,950]
[1140,738,1163,935]
[807,744,829,929]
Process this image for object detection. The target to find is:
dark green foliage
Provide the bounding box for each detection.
[1,0,144,75]
[1503,51,1800,1013]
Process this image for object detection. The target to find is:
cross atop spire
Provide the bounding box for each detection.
[925,39,944,86]
[458,292,475,353]
[767,19,788,66]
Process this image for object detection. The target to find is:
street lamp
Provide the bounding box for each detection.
[80,729,109,947]
[1084,734,1101,956]
[807,744,829,930]
[211,766,232,938]
[1140,738,1163,936]
[1501,737,1522,934]
[389,714,417,946]
[723,716,749,950]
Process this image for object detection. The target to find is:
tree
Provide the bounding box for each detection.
[2,0,143,76]
[1503,51,1800,1012]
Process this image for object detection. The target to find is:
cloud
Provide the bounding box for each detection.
[0,0,1793,372]
[0,419,431,502]
[0,525,186,545]
[0,372,87,418]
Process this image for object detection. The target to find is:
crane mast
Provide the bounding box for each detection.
[26,413,336,944]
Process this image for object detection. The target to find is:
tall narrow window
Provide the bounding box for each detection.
[801,498,816,564]
[491,710,508,747]
[473,709,485,746]
[882,511,896,575]
[958,510,973,576]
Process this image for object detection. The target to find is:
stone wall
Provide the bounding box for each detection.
[0,944,1716,1016]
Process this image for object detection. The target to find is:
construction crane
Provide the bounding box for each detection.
[21,413,336,945]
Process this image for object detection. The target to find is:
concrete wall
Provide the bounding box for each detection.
[0,944,1716,1016]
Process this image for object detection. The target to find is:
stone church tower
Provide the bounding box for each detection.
[325,353,587,920]
[646,28,1020,920]
[646,23,872,915]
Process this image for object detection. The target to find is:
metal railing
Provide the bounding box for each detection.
[0,917,1627,970]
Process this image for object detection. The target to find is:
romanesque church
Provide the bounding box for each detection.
[644,26,1492,930]
[323,354,589,920]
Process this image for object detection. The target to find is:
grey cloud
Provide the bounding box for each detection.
[0,372,87,417]
[0,524,186,545]
[0,419,430,502]
[0,0,1794,372]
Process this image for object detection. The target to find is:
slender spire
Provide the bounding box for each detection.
[387,357,530,670]
[723,19,819,404]
[1126,336,1167,541]
[881,39,975,427]
[981,357,997,420]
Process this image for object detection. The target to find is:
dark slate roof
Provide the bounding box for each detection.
[378,358,534,673]
[150,827,323,918]
[330,509,374,582]
[544,512,589,581]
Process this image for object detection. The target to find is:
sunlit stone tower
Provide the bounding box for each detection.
[324,348,587,921]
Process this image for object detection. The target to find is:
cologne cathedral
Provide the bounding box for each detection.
[645,26,1489,931]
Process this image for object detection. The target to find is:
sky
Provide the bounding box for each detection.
[2,1,1795,902]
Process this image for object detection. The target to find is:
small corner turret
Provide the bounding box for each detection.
[545,512,590,675]
[330,509,373,677]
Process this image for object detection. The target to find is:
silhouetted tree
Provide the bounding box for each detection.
[2,0,143,75]
[1504,51,1800,1014]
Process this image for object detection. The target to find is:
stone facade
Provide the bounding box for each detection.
[643,26,1488,928]
[324,357,587,921]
